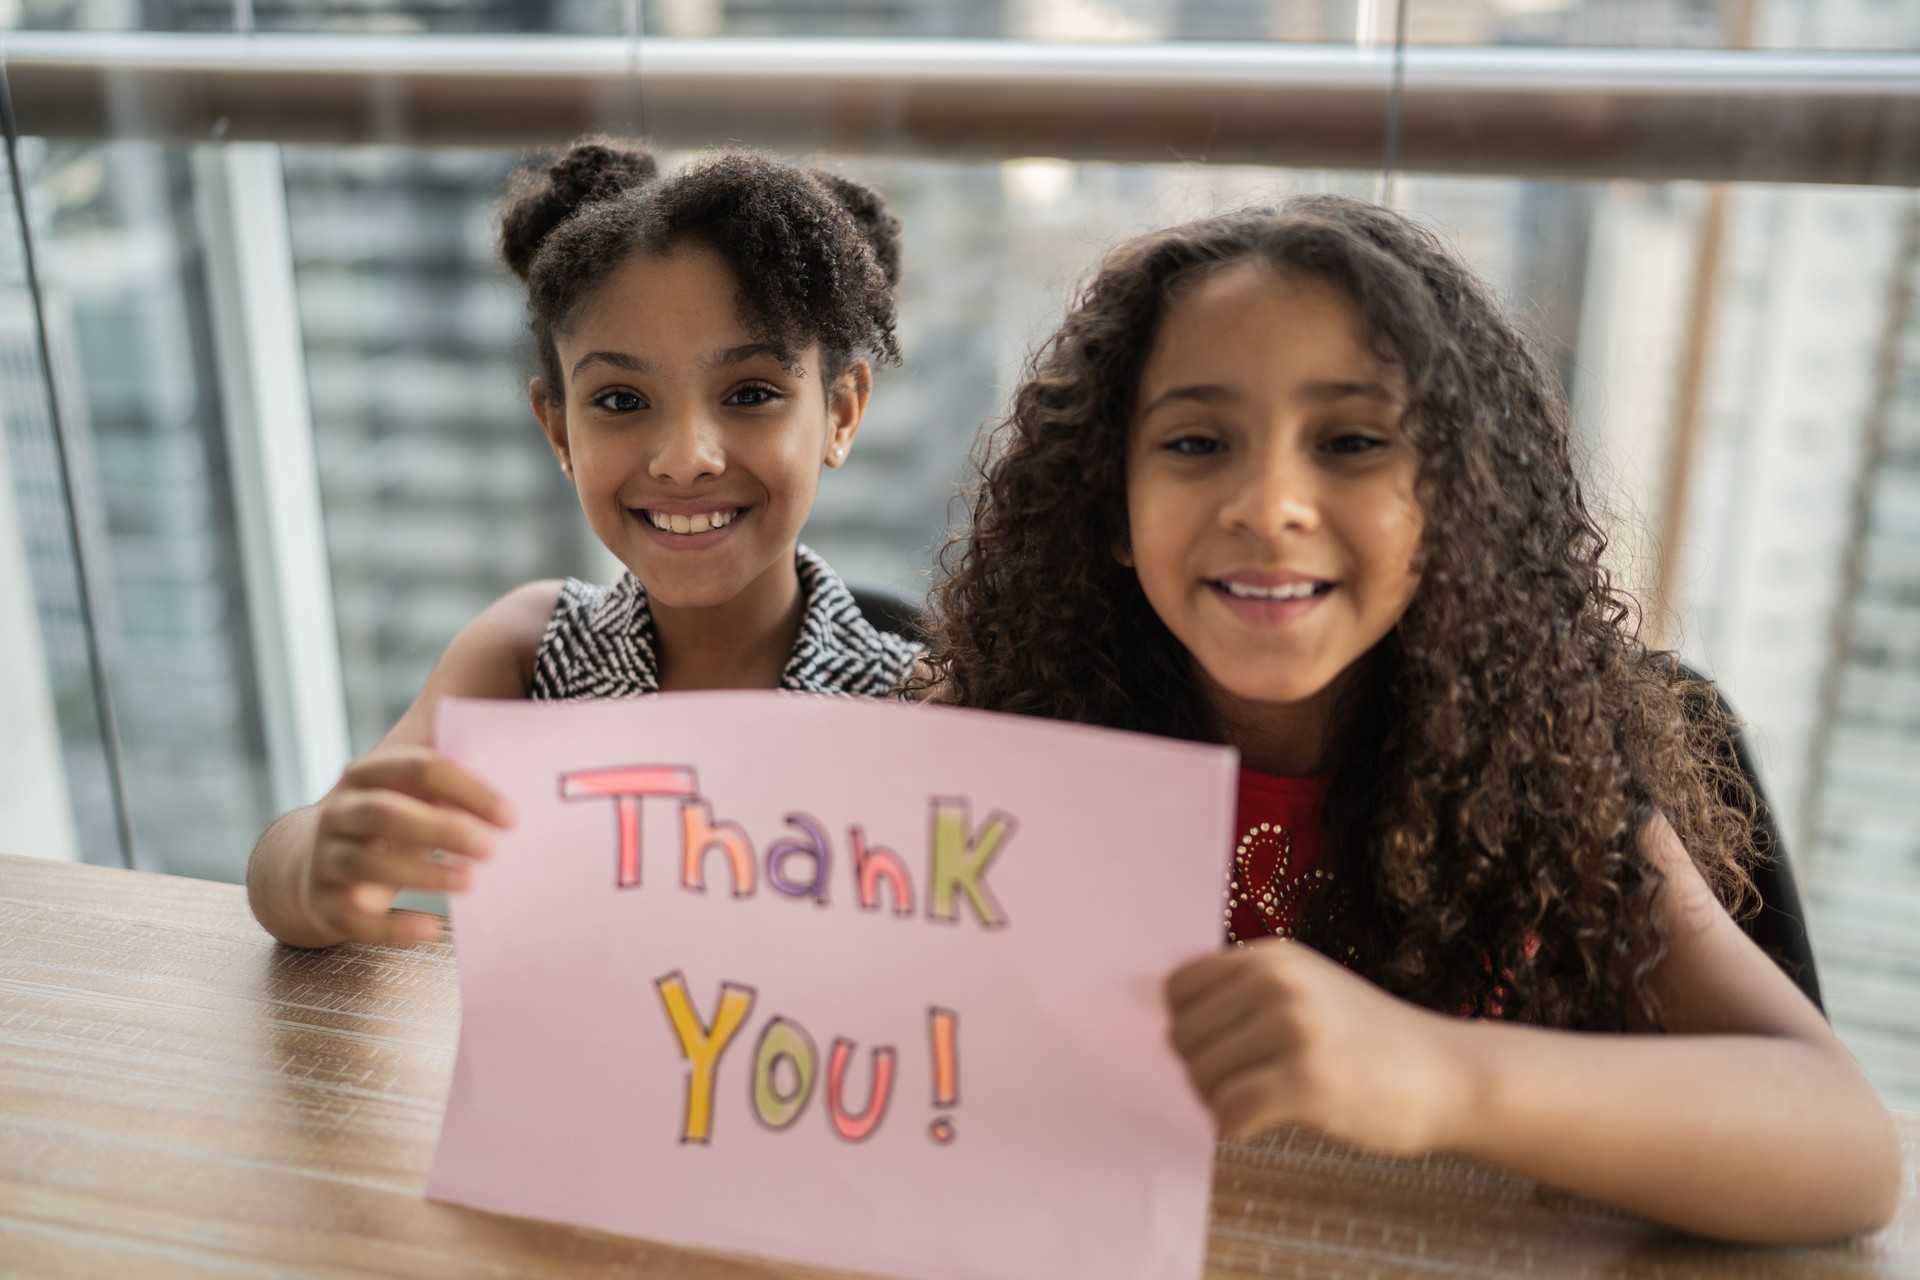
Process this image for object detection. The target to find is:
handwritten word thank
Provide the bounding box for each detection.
[559,765,1015,928]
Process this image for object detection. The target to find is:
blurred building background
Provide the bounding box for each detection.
[2,0,1917,1106]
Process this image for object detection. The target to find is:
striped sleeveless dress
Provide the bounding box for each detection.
[528,545,921,700]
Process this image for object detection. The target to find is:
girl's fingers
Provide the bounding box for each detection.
[1167,940,1297,1011]
[1168,978,1269,1059]
[344,748,516,829]
[380,909,446,947]
[312,887,387,943]
[327,790,497,862]
[346,881,396,916]
[1183,1017,1298,1098]
[334,846,474,897]
[1165,949,1248,1010]
[325,899,445,948]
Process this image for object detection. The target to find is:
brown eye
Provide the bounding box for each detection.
[595,389,645,413]
[1324,433,1385,456]
[1168,435,1223,457]
[726,384,781,407]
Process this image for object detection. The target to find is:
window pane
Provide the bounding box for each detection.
[4,3,1914,1112]
[645,0,1359,39]
[1403,0,1919,50]
[6,0,629,33]
[0,139,114,868]
[281,145,601,750]
[9,139,274,880]
[1395,171,1920,1108]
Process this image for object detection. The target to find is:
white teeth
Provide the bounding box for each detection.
[648,508,737,534]
[1222,580,1322,601]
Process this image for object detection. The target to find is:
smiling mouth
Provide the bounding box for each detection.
[638,507,745,535]
[1210,579,1333,601]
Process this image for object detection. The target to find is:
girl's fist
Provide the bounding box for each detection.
[1165,938,1475,1155]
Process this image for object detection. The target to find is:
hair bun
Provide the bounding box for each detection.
[809,169,902,289]
[500,137,660,280]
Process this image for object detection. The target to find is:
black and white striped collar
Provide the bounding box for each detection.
[569,544,919,698]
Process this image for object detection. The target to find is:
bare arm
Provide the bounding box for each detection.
[246,581,561,948]
[1437,815,1899,1240]
[1166,814,1901,1244]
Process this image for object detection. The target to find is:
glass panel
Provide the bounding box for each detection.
[9,138,274,880]
[8,3,145,31]
[281,144,603,751]
[1402,0,1920,50]
[6,0,630,33]
[242,1,631,35]
[0,136,117,867]
[1675,183,1920,1109]
[1405,0,1736,48]
[1799,195,1920,1107]
[645,0,1359,39]
[1394,172,1920,1107]
[689,0,1003,37]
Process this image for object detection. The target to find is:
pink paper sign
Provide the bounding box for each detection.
[428,693,1235,1280]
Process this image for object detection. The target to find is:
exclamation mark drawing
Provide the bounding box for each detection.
[928,1007,959,1144]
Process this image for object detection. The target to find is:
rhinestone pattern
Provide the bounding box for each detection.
[1223,820,1333,947]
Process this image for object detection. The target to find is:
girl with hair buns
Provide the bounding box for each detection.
[249,139,917,950]
[921,195,1900,1242]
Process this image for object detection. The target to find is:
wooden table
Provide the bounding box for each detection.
[1,854,1914,1279]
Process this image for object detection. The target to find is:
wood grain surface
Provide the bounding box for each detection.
[0,853,1914,1280]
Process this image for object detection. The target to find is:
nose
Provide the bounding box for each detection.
[1219,439,1318,540]
[648,404,726,487]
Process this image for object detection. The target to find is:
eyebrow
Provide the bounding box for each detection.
[1298,379,1403,406]
[570,349,650,379]
[1138,384,1239,417]
[703,342,794,373]
[568,342,797,382]
[1139,379,1403,417]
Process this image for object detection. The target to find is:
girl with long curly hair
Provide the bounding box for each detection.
[922,195,1898,1242]
[249,139,918,951]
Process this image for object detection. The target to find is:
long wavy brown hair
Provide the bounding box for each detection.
[920,195,1757,1031]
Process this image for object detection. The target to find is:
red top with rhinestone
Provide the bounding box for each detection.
[1225,769,1335,947]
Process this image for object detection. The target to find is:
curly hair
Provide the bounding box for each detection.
[921,195,1758,1031]
[499,137,902,395]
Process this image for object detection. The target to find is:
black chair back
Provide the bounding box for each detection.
[1679,665,1824,1014]
[848,582,926,644]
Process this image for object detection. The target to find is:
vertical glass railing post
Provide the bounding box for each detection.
[191,141,350,816]
[624,0,644,136]
[0,52,138,871]
[1381,0,1411,207]
[0,347,79,864]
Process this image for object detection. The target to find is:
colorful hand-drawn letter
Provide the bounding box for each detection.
[825,1037,896,1143]
[765,813,832,905]
[928,800,1013,928]
[851,824,915,916]
[559,764,699,887]
[680,801,758,897]
[655,972,756,1143]
[751,1017,819,1130]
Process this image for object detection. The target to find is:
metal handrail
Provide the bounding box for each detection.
[4,31,1917,185]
